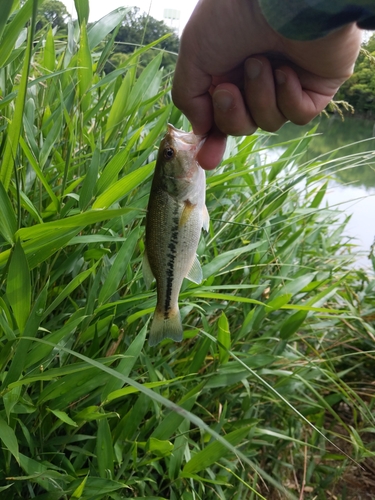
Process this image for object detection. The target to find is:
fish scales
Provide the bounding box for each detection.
[143,124,209,346]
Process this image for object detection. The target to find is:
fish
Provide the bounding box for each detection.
[143,124,209,347]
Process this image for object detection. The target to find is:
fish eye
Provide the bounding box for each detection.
[163,147,175,160]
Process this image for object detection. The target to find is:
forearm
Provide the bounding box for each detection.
[258,0,375,40]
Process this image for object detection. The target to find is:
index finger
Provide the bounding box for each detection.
[172,54,214,136]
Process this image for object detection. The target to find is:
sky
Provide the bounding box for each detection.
[60,0,198,34]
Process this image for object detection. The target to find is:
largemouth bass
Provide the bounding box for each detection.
[143,124,209,346]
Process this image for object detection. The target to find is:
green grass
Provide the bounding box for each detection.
[0,2,375,499]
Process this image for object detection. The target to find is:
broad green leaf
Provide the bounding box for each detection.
[202,242,262,278]
[3,386,21,420]
[2,282,48,387]
[6,240,31,332]
[13,187,43,223]
[0,209,137,269]
[39,107,63,168]
[79,315,114,344]
[151,387,203,441]
[69,478,127,497]
[101,325,147,401]
[74,0,89,25]
[310,181,328,208]
[0,415,19,463]
[77,21,92,112]
[96,21,121,73]
[280,310,308,340]
[259,192,288,219]
[105,65,135,142]
[105,377,189,403]
[266,294,292,312]
[74,406,119,422]
[43,266,95,319]
[43,26,55,71]
[182,291,265,308]
[126,52,163,116]
[17,207,135,241]
[12,228,81,270]
[0,0,14,42]
[0,0,33,68]
[0,0,37,190]
[0,180,17,243]
[93,163,154,209]
[273,273,316,299]
[49,409,78,427]
[25,315,86,368]
[147,437,173,457]
[96,126,144,194]
[90,66,127,92]
[71,473,89,498]
[169,419,189,480]
[138,105,171,151]
[38,368,112,408]
[88,7,128,50]
[79,147,100,210]
[97,417,114,478]
[19,136,59,211]
[183,426,251,474]
[99,226,140,304]
[205,358,274,389]
[268,128,317,182]
[0,485,13,493]
[217,312,230,364]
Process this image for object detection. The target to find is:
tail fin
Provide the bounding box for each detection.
[149,308,183,347]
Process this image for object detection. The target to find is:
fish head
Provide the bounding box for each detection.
[156,124,205,186]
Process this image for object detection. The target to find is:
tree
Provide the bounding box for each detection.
[105,7,179,73]
[335,34,375,116]
[37,0,71,31]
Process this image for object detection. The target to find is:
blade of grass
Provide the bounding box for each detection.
[6,240,31,333]
[0,0,38,190]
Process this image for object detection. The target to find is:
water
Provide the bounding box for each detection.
[267,116,375,269]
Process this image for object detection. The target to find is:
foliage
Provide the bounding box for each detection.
[106,7,179,73]
[37,0,71,30]
[336,34,375,116]
[37,2,179,72]
[0,2,374,500]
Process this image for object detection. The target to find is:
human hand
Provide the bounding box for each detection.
[172,0,362,169]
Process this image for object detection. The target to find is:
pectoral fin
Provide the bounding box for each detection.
[142,250,155,288]
[180,199,196,227]
[186,255,203,284]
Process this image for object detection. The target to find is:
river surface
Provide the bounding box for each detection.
[267,115,375,270]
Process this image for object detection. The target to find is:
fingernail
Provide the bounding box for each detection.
[246,58,262,80]
[213,89,234,112]
[275,69,287,85]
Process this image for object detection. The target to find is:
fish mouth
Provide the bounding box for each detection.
[167,123,206,153]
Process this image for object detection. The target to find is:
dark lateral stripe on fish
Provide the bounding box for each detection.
[164,205,180,318]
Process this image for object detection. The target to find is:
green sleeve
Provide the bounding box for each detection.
[258,0,375,40]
